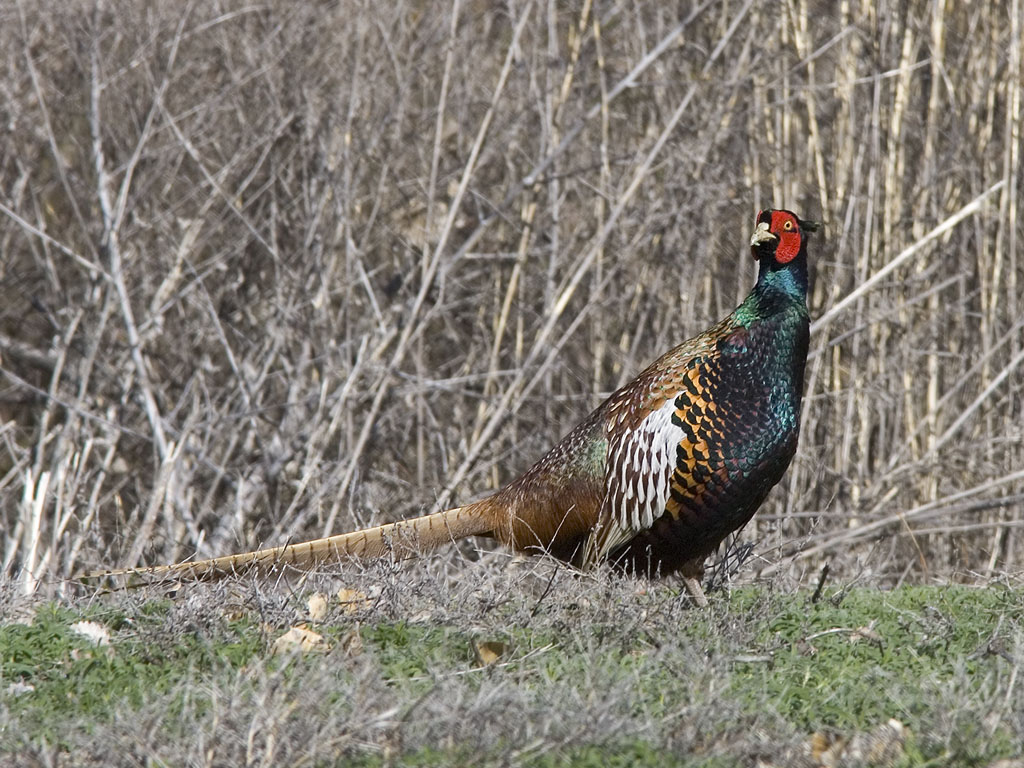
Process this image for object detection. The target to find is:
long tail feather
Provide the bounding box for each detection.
[79,503,495,587]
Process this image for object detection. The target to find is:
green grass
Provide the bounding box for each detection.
[0,600,265,744]
[733,586,1021,730]
[342,742,713,768]
[1,578,1022,766]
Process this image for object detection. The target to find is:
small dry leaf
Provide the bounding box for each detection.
[808,729,845,767]
[70,620,111,646]
[273,625,327,655]
[223,603,247,622]
[473,640,508,667]
[307,592,329,622]
[337,587,372,614]
[808,730,831,760]
[846,718,906,766]
[802,719,906,768]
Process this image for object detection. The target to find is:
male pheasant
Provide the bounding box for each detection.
[86,209,818,604]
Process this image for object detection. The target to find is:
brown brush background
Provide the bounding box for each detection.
[1,0,1021,591]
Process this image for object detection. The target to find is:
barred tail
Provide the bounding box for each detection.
[79,503,497,586]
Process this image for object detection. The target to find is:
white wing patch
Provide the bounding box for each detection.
[581,398,683,565]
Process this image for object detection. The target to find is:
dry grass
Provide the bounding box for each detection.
[0,0,1022,594]
[3,562,1022,767]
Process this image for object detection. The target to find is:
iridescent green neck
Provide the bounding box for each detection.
[734,255,808,326]
[757,264,807,299]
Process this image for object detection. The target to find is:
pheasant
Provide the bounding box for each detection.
[84,209,818,604]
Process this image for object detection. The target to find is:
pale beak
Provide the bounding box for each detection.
[750,221,777,247]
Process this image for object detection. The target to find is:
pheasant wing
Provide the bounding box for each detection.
[580,397,682,564]
[579,326,727,568]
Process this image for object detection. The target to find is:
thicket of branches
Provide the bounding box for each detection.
[2,0,1021,592]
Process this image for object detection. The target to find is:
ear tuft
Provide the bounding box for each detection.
[800,219,821,233]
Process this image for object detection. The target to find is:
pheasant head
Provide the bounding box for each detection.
[749,208,820,297]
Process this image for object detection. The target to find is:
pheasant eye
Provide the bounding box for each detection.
[783,220,793,231]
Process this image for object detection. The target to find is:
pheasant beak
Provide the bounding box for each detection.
[749,221,777,247]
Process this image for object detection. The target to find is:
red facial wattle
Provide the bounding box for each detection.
[770,210,801,264]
